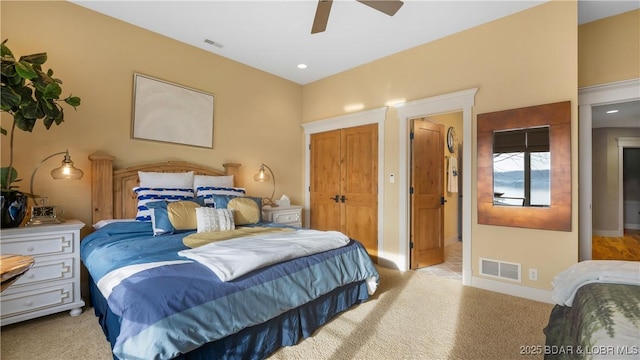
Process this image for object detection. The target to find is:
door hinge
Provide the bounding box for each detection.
[410,187,414,194]
[410,132,414,140]
[410,242,414,249]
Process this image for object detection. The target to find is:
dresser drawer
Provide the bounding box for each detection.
[0,232,74,258]
[273,211,301,224]
[0,283,75,318]
[7,258,75,289]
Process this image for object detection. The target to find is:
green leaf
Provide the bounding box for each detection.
[43,116,54,129]
[0,61,16,77]
[15,60,37,79]
[19,52,47,65]
[22,101,40,119]
[64,96,81,108]
[13,112,36,132]
[0,40,14,58]
[42,82,62,99]
[0,86,21,110]
[0,166,19,190]
[41,99,61,119]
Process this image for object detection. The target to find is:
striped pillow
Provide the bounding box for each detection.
[196,207,235,232]
[196,186,246,206]
[133,187,195,221]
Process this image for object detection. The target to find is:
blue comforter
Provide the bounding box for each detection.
[80,222,379,360]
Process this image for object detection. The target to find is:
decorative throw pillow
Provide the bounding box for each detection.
[196,187,246,206]
[227,197,260,225]
[138,171,194,188]
[195,207,235,233]
[147,200,202,236]
[133,187,195,222]
[193,175,234,190]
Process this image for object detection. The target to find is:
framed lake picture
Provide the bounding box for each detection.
[132,73,214,148]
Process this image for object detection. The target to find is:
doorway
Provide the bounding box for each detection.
[411,114,463,281]
[395,88,477,284]
[578,79,640,261]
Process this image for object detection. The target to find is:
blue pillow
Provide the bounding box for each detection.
[209,195,263,222]
[146,199,204,236]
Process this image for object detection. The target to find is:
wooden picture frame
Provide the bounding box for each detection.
[132,73,214,148]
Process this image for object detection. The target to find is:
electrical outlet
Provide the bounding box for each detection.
[529,268,538,281]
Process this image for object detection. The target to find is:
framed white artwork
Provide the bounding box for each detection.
[132,73,214,148]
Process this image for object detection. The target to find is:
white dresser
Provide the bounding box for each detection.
[262,205,303,227]
[0,219,85,326]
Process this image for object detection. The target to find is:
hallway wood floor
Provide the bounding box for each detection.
[592,229,640,261]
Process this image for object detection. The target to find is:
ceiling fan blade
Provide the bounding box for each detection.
[311,0,333,34]
[357,0,404,16]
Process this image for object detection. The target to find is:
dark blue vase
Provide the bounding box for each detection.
[1,191,28,228]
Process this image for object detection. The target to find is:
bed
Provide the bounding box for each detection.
[543,260,640,360]
[82,153,380,360]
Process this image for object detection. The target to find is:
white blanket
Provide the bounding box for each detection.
[551,260,640,306]
[178,229,350,281]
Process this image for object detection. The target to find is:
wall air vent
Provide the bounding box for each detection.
[480,258,521,282]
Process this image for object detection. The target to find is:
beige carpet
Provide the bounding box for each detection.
[1,266,553,360]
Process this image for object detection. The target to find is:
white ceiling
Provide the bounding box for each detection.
[71,0,639,85]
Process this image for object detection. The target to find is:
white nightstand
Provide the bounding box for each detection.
[262,205,303,227]
[0,219,85,326]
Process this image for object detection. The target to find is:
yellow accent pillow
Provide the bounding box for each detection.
[167,201,201,230]
[228,197,260,225]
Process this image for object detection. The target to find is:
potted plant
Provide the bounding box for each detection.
[1,39,81,228]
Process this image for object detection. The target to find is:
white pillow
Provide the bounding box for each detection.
[196,207,235,233]
[194,175,234,189]
[138,171,194,188]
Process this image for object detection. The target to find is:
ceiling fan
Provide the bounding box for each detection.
[311,0,404,34]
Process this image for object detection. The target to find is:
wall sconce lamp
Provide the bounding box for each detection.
[26,150,84,226]
[253,163,276,207]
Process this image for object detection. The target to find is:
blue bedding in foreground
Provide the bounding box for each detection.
[81,222,379,360]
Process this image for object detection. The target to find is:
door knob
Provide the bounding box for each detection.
[330,195,339,203]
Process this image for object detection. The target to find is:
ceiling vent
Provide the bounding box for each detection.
[480,258,521,282]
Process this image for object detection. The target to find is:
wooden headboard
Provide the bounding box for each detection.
[88,153,241,224]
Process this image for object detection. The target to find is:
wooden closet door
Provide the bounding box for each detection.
[310,130,342,231]
[341,124,378,261]
[310,124,378,262]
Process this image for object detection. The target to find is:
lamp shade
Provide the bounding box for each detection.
[253,165,271,182]
[50,155,84,180]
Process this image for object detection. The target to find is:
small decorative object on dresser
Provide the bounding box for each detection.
[0,219,85,326]
[262,205,303,227]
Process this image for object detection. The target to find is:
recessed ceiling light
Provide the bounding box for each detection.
[297,64,307,69]
[606,109,619,114]
[204,39,223,48]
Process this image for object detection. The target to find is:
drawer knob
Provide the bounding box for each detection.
[24,300,33,307]
[26,246,34,252]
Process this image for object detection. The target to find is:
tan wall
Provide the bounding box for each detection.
[302,1,578,290]
[592,127,640,233]
[578,10,640,87]
[1,1,303,235]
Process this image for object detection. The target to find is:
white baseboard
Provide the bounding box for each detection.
[471,276,554,304]
[593,229,623,237]
[624,223,640,230]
